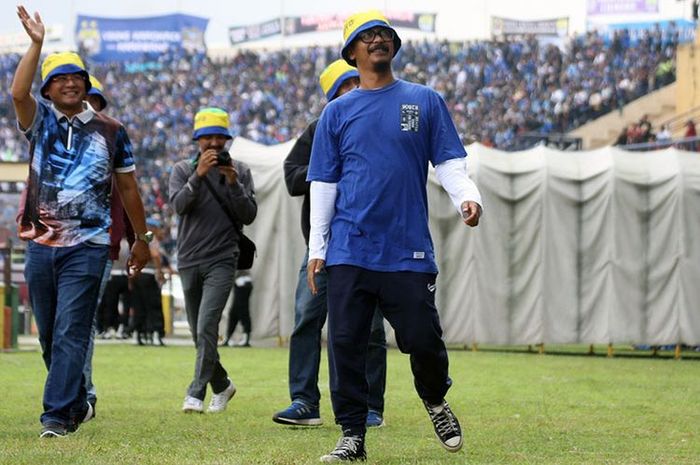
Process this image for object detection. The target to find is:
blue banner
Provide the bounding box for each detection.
[588,0,658,16]
[593,19,695,45]
[75,14,209,62]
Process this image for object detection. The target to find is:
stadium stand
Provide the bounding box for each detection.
[0,28,686,253]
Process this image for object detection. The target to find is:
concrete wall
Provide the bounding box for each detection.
[676,26,700,115]
[569,84,677,149]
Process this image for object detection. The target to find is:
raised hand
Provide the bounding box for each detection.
[17,5,45,44]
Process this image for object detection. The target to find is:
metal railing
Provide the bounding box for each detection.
[658,105,700,135]
[510,132,583,152]
[619,135,700,152]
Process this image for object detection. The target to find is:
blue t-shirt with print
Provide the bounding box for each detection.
[18,100,135,247]
[307,79,466,273]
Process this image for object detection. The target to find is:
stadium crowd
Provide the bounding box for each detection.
[0,27,682,243]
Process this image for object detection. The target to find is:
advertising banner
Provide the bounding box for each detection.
[491,16,569,37]
[284,12,436,35]
[229,12,436,45]
[229,18,282,45]
[0,25,62,53]
[75,14,209,62]
[593,19,695,44]
[588,0,659,16]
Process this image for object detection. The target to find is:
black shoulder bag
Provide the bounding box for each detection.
[202,177,256,270]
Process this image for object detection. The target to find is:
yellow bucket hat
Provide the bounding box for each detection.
[192,107,232,141]
[87,74,107,109]
[341,10,401,67]
[319,59,359,101]
[40,52,91,98]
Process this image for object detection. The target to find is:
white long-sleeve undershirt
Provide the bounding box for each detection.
[435,157,482,215]
[308,181,337,262]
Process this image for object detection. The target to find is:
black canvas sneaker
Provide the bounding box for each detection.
[319,434,367,462]
[423,399,463,452]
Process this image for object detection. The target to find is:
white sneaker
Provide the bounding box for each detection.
[182,395,204,413]
[207,379,236,413]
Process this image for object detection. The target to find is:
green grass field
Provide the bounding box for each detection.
[0,344,698,464]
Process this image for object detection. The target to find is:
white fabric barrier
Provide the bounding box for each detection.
[229,138,700,346]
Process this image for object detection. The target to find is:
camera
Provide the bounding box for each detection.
[216,151,232,166]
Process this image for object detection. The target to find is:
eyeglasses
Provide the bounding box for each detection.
[50,73,85,85]
[358,27,395,44]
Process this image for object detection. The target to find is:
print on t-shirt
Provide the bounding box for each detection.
[400,104,420,132]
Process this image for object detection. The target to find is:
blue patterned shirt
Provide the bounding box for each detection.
[18,100,135,247]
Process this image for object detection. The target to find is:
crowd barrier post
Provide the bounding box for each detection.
[9,285,18,348]
[161,292,173,336]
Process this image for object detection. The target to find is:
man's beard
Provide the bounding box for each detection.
[371,60,391,74]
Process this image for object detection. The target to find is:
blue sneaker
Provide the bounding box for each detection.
[366,409,385,428]
[272,401,322,426]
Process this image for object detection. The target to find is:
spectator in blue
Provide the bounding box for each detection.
[12,5,150,438]
[275,59,387,428]
[307,11,482,461]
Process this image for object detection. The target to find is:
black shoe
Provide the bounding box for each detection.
[319,434,366,462]
[155,333,165,346]
[67,401,94,433]
[39,422,68,438]
[423,399,463,452]
[88,399,97,419]
[236,333,251,347]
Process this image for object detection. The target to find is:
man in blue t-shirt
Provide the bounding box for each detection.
[12,6,150,438]
[307,10,482,462]
[276,59,388,429]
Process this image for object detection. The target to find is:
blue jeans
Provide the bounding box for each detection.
[83,259,113,404]
[25,241,109,426]
[288,251,387,412]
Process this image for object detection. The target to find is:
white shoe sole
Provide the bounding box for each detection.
[207,383,237,413]
[39,430,67,438]
[273,416,323,426]
[82,402,94,423]
[182,407,204,414]
[436,433,463,453]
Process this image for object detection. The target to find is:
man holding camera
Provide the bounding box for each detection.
[169,107,257,413]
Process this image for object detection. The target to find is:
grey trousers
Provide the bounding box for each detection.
[179,258,236,399]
